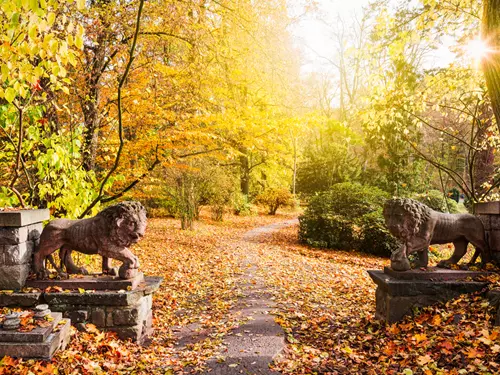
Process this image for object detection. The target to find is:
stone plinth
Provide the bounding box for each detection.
[0,276,163,343]
[476,202,500,215]
[0,209,49,290]
[368,268,489,323]
[476,202,500,261]
[0,209,50,227]
[26,272,145,291]
[0,312,71,359]
[383,266,490,281]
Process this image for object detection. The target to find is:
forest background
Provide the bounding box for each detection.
[0,0,499,232]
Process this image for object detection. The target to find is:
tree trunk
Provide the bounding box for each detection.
[474,104,496,199]
[269,204,278,215]
[240,154,250,195]
[482,0,500,133]
[81,23,109,171]
[82,96,101,171]
[292,136,297,195]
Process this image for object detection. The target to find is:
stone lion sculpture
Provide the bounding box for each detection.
[33,201,147,279]
[383,198,489,271]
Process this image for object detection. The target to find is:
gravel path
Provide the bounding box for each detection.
[201,219,298,374]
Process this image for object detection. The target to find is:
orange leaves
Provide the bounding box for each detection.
[0,356,18,374]
[440,340,454,354]
[430,314,442,326]
[383,341,397,356]
[416,354,432,366]
[465,347,484,359]
[0,357,55,375]
[387,324,400,335]
[3,215,500,374]
[413,333,427,344]
[44,286,63,293]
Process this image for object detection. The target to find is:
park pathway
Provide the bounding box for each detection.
[201,219,298,375]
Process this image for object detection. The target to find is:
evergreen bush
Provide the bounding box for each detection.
[299,182,398,257]
[358,211,400,257]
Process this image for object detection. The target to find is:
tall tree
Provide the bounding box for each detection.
[482,0,500,132]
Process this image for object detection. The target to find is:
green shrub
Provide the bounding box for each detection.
[232,192,255,216]
[358,211,399,257]
[299,214,357,250]
[143,197,177,218]
[305,182,389,221]
[299,182,395,256]
[254,188,294,215]
[412,190,459,213]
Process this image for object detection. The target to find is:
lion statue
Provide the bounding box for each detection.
[33,201,147,279]
[383,198,489,271]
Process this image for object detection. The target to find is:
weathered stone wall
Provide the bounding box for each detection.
[479,214,500,254]
[0,210,49,290]
[51,294,153,342]
[0,276,162,343]
[476,202,500,262]
[369,269,489,322]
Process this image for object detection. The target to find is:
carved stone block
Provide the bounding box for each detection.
[368,269,489,322]
[0,210,50,227]
[491,216,500,231]
[489,231,500,253]
[479,215,491,231]
[4,241,34,265]
[0,227,28,246]
[0,264,31,290]
[476,202,500,215]
[91,308,106,327]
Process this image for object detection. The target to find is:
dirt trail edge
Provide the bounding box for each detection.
[202,219,298,375]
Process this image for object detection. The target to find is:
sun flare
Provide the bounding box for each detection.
[464,37,493,61]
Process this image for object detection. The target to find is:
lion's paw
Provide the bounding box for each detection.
[104,267,119,277]
[437,260,451,269]
[36,269,51,280]
[68,266,88,275]
[390,258,411,271]
[57,272,69,279]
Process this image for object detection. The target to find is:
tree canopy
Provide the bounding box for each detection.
[0,0,498,215]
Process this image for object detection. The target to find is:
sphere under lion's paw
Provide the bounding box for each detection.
[119,266,138,279]
[391,258,411,271]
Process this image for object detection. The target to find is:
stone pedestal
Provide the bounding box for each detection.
[0,275,162,344]
[368,267,489,323]
[0,209,49,290]
[0,311,71,359]
[26,272,146,291]
[476,202,500,262]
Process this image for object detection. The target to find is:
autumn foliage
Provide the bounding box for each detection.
[1,0,500,374]
[254,188,296,215]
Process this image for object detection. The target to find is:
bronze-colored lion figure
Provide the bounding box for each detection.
[33,201,147,279]
[383,198,489,271]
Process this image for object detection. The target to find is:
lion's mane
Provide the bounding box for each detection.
[383,198,432,240]
[97,201,147,247]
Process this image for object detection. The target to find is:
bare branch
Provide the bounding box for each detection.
[80,0,145,218]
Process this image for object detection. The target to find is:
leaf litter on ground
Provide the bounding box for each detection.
[254,225,500,375]
[1,212,499,374]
